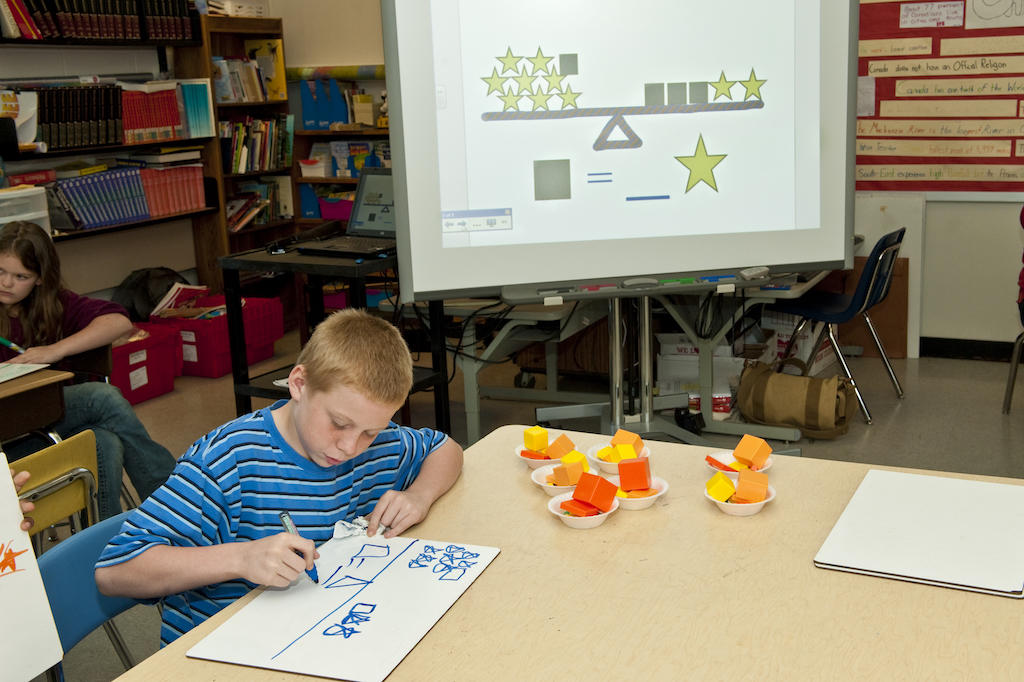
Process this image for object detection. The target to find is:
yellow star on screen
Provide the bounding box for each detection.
[740,68,767,100]
[675,135,727,192]
[542,71,566,92]
[497,47,522,74]
[710,71,735,100]
[557,84,581,109]
[481,67,508,96]
[499,88,522,111]
[527,47,553,75]
[527,91,553,110]
[513,68,536,95]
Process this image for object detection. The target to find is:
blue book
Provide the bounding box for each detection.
[63,178,98,228]
[314,80,332,129]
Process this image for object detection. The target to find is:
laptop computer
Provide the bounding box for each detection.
[296,167,397,258]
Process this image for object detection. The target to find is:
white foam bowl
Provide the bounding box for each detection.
[604,475,669,510]
[704,450,773,480]
[514,445,561,470]
[547,492,618,529]
[530,464,577,496]
[585,444,651,474]
[704,485,776,516]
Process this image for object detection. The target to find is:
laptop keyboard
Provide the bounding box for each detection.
[339,236,392,249]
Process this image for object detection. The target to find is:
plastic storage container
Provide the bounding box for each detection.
[0,185,51,234]
[110,323,183,404]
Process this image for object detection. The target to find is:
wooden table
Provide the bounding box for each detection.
[117,425,1024,680]
[0,369,74,445]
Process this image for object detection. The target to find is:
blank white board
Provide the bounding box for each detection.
[0,455,63,681]
[815,469,1024,597]
[188,534,499,681]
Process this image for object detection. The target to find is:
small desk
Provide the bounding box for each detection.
[218,246,450,433]
[379,297,607,443]
[117,424,1024,681]
[0,369,74,447]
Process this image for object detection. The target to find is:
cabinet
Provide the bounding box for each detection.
[291,127,389,229]
[173,15,295,289]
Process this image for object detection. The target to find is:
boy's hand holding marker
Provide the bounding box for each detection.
[236,527,320,588]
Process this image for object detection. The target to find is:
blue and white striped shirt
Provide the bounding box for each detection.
[96,400,448,645]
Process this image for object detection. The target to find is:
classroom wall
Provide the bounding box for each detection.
[270,0,1024,347]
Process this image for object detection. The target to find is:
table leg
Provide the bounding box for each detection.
[428,300,451,434]
[224,268,251,417]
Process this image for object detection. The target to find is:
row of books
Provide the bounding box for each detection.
[225,175,291,232]
[52,163,205,229]
[0,0,194,41]
[26,78,212,151]
[218,112,293,175]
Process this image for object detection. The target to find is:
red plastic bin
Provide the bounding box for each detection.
[149,295,284,378]
[110,322,183,404]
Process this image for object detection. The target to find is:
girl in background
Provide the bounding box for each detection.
[0,221,176,518]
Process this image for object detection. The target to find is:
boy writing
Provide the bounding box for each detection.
[95,309,463,645]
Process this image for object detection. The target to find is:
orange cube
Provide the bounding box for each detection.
[610,428,644,456]
[734,469,769,503]
[560,498,600,517]
[733,434,771,470]
[618,457,651,492]
[546,434,575,459]
[552,460,584,486]
[572,472,618,512]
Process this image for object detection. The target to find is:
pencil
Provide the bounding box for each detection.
[279,511,320,584]
[0,336,25,354]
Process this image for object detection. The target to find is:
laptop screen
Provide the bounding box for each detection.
[347,168,396,238]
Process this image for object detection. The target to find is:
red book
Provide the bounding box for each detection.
[8,169,57,185]
[7,0,42,38]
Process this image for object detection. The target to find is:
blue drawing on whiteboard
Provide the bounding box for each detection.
[323,602,377,638]
[409,544,480,581]
[348,543,390,568]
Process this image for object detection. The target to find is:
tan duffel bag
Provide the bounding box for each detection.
[736,360,857,439]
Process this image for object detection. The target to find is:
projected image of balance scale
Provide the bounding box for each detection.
[441,44,770,240]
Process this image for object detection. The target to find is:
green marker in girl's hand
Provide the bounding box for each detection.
[0,336,26,354]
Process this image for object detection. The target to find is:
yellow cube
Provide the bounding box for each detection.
[615,443,638,461]
[524,425,549,452]
[615,488,628,498]
[561,450,589,473]
[705,472,736,502]
[729,460,749,471]
[597,446,616,462]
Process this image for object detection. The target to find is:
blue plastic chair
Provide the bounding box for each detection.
[37,511,139,679]
[770,227,907,424]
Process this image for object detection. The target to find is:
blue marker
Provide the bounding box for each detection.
[279,511,319,584]
[354,258,364,264]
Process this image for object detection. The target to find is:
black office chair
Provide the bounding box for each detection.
[770,227,907,424]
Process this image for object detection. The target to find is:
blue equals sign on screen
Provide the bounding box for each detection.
[587,172,613,184]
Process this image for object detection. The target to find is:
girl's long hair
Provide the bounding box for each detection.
[0,221,65,345]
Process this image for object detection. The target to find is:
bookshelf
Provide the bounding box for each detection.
[291,127,388,228]
[173,15,295,290]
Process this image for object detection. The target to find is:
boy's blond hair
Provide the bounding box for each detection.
[296,309,413,404]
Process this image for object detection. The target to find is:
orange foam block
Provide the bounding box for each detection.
[553,460,584,486]
[520,449,548,460]
[705,455,737,472]
[572,472,618,512]
[610,428,644,456]
[734,469,769,503]
[546,433,575,459]
[560,498,600,517]
[733,434,772,470]
[618,457,651,492]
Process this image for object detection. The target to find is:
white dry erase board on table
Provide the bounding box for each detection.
[187,534,499,681]
[815,469,1024,597]
[0,454,63,681]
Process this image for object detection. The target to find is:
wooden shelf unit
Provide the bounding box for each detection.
[173,15,296,290]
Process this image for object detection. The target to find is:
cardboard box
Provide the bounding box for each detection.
[110,323,182,404]
[762,311,838,376]
[149,295,284,378]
